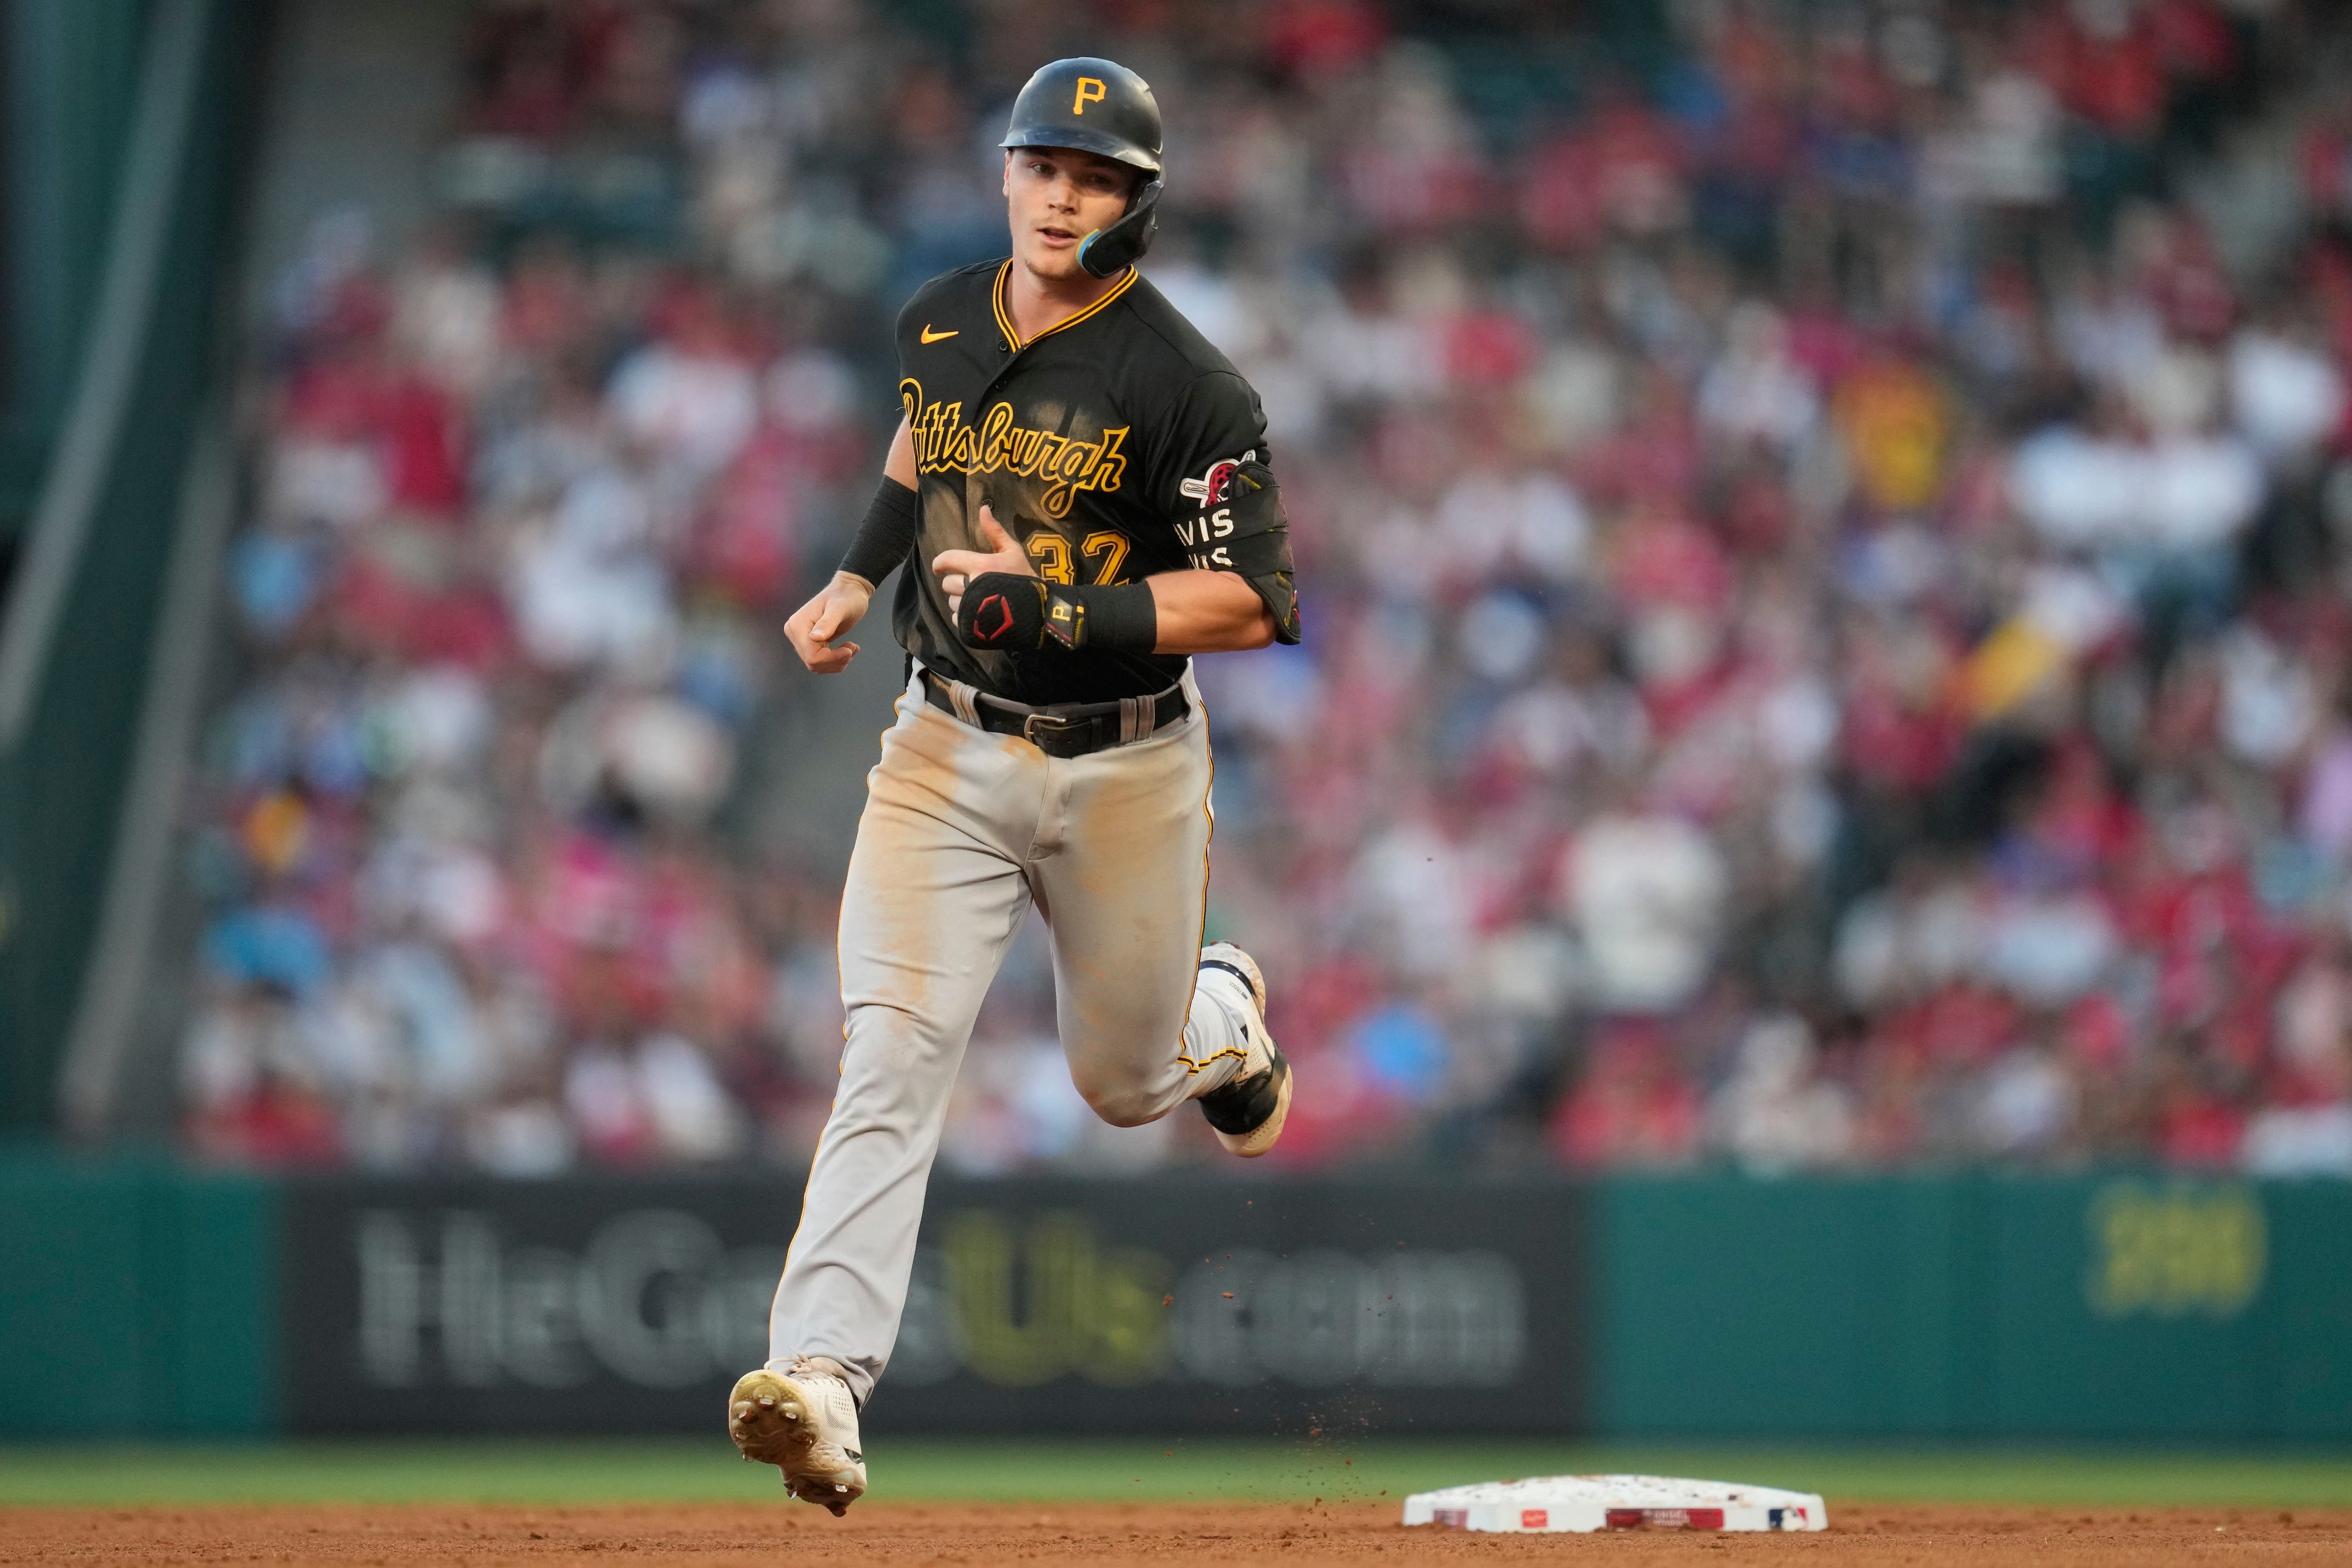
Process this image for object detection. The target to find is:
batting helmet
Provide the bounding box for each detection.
[1001,57,1163,278]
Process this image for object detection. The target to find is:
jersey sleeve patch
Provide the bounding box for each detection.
[1179,451,1257,507]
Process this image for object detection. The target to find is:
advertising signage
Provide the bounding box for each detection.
[279,1176,1589,1436]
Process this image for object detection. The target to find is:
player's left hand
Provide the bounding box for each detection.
[931,505,1031,619]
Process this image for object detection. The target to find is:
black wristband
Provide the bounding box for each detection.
[838,477,919,586]
[1045,582,1158,653]
[955,574,1160,654]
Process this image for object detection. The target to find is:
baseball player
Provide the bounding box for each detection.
[725,58,1302,1513]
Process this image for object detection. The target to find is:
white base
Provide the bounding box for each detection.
[1403,1474,1828,1534]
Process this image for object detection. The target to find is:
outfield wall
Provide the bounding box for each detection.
[0,1150,277,1437]
[2,1159,2345,1441]
[1601,1176,2342,1441]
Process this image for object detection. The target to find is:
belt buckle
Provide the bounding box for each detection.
[1020,709,1086,755]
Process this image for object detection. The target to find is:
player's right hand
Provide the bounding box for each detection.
[784,573,872,674]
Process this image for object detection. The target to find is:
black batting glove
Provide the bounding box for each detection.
[955,573,1049,650]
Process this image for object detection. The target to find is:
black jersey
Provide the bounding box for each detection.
[887,257,1301,706]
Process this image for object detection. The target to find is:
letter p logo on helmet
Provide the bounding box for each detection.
[1073,77,1106,113]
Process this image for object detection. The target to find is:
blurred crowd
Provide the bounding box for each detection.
[181,0,2352,1178]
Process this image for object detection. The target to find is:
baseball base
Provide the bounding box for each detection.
[1402,1474,1829,1533]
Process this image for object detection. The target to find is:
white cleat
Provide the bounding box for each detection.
[1194,942,1292,1158]
[726,1358,866,1515]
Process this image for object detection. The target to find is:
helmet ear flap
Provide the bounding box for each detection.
[1077,178,1161,278]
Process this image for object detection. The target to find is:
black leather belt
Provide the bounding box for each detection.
[920,669,1188,758]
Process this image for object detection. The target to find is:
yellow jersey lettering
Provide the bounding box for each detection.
[1089,427,1127,493]
[976,401,1016,468]
[898,379,1128,517]
[1009,427,1050,475]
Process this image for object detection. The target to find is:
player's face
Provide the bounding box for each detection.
[1004,147,1139,281]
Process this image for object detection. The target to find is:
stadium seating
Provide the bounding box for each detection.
[176,0,2352,1179]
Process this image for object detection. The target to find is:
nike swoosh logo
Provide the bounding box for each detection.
[920,325,957,343]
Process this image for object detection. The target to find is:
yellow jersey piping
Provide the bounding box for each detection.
[991,258,1138,352]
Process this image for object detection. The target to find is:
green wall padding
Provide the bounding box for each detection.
[0,1152,278,1435]
[1599,1174,2352,1441]
[6,1162,2347,1441]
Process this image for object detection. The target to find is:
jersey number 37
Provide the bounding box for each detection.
[1027,530,1131,585]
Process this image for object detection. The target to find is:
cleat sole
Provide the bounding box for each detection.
[726,1371,815,1468]
[726,1368,865,1516]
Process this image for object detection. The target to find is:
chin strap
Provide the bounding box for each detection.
[1077,177,1162,278]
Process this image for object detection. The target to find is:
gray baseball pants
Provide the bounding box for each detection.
[767,664,1255,1404]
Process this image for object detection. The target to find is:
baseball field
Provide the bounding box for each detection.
[4,1439,2349,1565]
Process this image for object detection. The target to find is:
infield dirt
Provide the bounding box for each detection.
[4,1502,2350,1565]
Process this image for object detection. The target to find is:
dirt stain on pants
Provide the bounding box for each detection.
[769,666,1252,1402]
